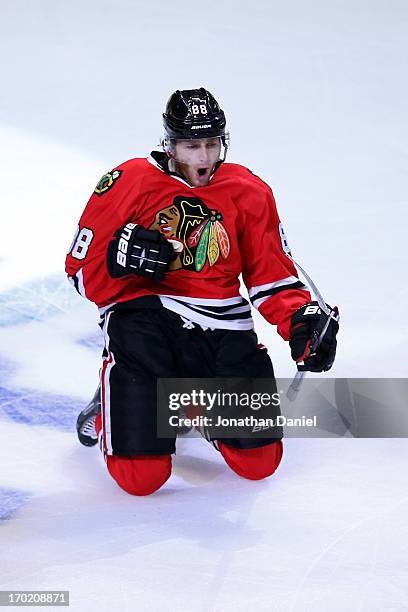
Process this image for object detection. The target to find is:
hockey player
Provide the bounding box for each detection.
[66,88,339,496]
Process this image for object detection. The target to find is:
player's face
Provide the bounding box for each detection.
[173,137,221,187]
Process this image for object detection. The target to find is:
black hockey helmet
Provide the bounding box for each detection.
[163,88,227,140]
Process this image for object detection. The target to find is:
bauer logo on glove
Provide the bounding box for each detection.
[107,222,177,282]
[289,301,339,372]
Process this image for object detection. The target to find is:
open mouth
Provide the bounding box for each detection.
[197,167,208,177]
[158,218,173,234]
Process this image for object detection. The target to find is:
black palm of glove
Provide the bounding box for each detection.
[289,301,339,372]
[107,223,177,282]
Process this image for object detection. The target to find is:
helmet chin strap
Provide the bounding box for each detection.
[168,158,178,172]
[166,158,192,185]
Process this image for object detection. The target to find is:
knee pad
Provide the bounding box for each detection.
[106,454,172,496]
[219,440,283,481]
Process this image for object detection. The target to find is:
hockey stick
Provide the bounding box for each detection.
[285,254,339,401]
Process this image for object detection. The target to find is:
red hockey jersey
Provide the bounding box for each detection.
[65,152,310,339]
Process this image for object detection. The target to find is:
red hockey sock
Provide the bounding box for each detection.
[219,440,283,480]
[106,454,172,496]
[96,413,171,495]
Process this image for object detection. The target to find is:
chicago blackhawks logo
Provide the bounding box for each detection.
[94,169,122,196]
[149,196,230,272]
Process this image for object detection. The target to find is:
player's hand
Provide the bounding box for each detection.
[107,223,177,282]
[289,301,339,372]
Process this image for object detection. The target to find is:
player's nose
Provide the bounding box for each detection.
[198,146,210,164]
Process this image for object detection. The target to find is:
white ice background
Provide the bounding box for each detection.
[0,1,407,611]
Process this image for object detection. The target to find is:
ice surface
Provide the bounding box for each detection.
[1,1,407,610]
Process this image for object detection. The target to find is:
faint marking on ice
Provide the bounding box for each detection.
[288,496,408,612]
[0,381,84,432]
[78,333,103,351]
[0,357,84,432]
[0,274,82,327]
[0,487,31,521]
[0,273,101,401]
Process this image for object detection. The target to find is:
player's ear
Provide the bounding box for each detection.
[162,136,175,158]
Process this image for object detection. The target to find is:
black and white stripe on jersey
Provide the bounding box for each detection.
[173,300,251,321]
[68,269,86,298]
[159,295,254,330]
[249,276,308,310]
